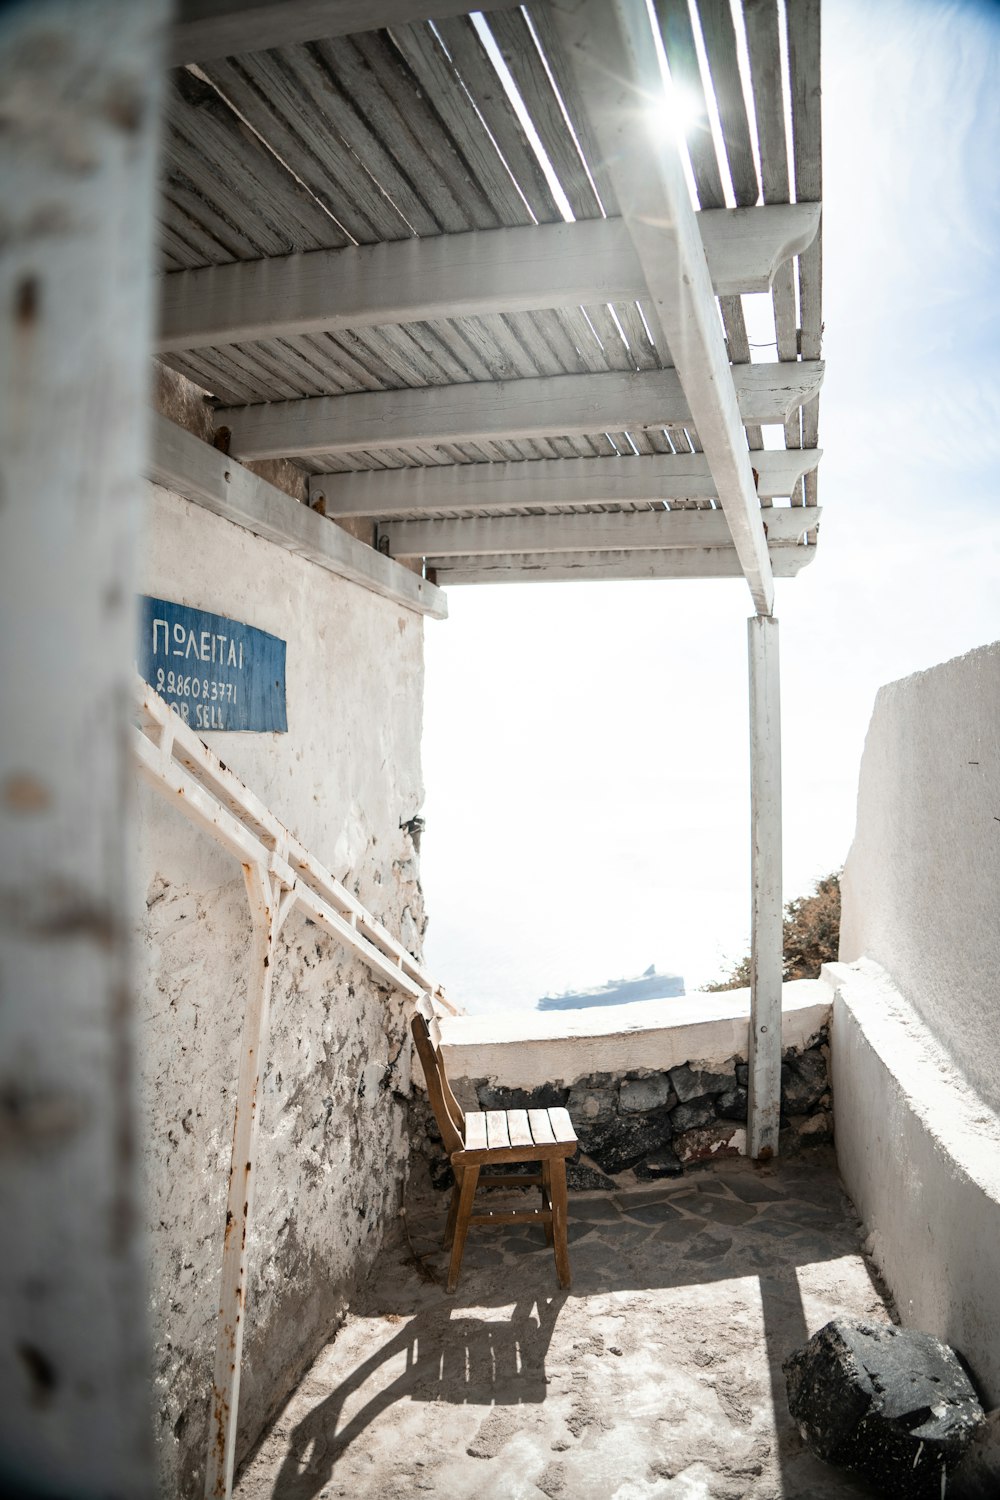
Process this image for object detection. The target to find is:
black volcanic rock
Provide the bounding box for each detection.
[784,1319,985,1497]
[668,1062,734,1102]
[588,1111,675,1176]
[781,1048,828,1113]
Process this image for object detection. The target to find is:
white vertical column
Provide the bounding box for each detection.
[747,616,783,1158]
[0,2,166,1495]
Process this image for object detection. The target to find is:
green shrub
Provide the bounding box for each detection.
[703,871,841,991]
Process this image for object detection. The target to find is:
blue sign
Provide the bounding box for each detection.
[137,596,287,733]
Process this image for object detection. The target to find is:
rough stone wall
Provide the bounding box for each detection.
[136,484,426,1496]
[412,1031,832,1193]
[840,641,1000,1113]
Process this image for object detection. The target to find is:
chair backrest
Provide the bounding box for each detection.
[411,999,465,1155]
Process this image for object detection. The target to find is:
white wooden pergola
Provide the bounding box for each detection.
[0,2,822,1496]
[155,0,822,1161]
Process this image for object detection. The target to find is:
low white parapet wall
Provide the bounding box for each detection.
[439,979,830,1086]
[828,958,1000,1407]
[414,981,833,1184]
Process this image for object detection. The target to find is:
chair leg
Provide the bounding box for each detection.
[550,1157,571,1290]
[540,1160,554,1246]
[446,1164,480,1293]
[443,1169,462,1250]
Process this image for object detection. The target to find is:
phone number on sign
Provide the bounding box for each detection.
[155,668,238,705]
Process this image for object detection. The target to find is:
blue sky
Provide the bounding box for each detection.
[419,0,1000,1013]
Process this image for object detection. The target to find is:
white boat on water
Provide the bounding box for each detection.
[536,964,685,1012]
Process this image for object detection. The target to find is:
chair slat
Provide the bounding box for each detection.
[415,1022,576,1292]
[410,1013,464,1154]
[547,1106,578,1146]
[506,1109,533,1147]
[486,1110,511,1150]
[528,1108,556,1145]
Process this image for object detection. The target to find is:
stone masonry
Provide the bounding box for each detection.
[412,1030,832,1191]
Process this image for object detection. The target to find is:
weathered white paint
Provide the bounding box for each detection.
[310,448,823,517]
[137,675,448,1500]
[385,506,819,558]
[747,616,783,1157]
[204,865,285,1500]
[0,3,164,1495]
[149,414,447,621]
[438,981,829,1092]
[158,206,819,352]
[827,959,1000,1406]
[135,681,452,1008]
[170,0,522,64]
[219,363,825,461]
[432,546,815,585]
[548,0,774,614]
[136,484,428,1496]
[704,203,820,297]
[840,642,1000,1115]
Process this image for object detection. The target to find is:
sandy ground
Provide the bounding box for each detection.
[236,1148,888,1499]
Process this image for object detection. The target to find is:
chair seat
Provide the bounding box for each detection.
[454,1106,577,1166]
[410,1004,575,1290]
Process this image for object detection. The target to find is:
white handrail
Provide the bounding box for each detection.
[133,676,456,1013]
[133,677,455,1499]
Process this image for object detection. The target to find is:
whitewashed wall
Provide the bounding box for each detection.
[834,640,1000,1404]
[840,641,1000,1113]
[136,484,427,1496]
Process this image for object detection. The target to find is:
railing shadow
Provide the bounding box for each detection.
[270,1294,566,1500]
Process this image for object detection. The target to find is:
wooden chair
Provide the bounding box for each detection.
[411,1004,577,1292]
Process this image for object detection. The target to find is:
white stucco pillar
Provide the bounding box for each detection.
[747,615,783,1157]
[0,3,166,1493]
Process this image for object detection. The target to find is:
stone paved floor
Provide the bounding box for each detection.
[236,1148,889,1499]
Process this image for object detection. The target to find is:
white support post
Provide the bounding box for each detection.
[747,617,783,1157]
[0,4,165,1495]
[204,864,289,1500]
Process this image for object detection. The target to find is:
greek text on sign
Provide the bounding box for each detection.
[138,596,287,733]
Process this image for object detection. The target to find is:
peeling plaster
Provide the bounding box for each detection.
[135,484,426,1496]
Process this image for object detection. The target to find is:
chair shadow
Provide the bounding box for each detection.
[265,1155,884,1500]
[270,1293,566,1500]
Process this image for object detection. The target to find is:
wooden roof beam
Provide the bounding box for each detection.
[308,449,822,517]
[549,0,779,614]
[217,363,824,460]
[157,206,819,353]
[147,413,447,620]
[382,506,821,559]
[169,0,521,65]
[430,546,816,586]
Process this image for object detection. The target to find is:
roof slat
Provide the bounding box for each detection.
[523,2,620,215]
[696,0,760,207]
[388,20,534,229]
[431,15,563,224]
[581,304,635,372]
[165,70,345,254]
[654,0,726,209]
[202,49,421,243]
[312,32,486,236]
[787,0,821,514]
[485,8,605,220]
